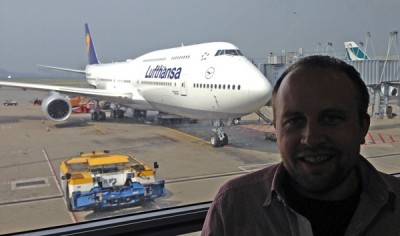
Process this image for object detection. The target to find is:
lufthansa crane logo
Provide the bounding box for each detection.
[86,33,91,53]
[201,52,210,61]
[205,67,215,79]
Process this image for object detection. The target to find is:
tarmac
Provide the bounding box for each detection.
[0,87,400,234]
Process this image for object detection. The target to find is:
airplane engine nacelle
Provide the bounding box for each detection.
[41,93,72,122]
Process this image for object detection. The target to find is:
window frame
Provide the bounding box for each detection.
[21,202,211,236]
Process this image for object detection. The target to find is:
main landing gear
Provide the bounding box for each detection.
[210,119,228,147]
[110,104,126,119]
[132,109,147,121]
[90,100,106,121]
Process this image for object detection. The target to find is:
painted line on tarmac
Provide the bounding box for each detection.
[365,131,400,145]
[238,162,280,172]
[94,126,107,134]
[42,148,63,195]
[164,127,210,144]
[42,148,78,224]
[378,133,386,143]
[0,195,62,206]
[365,152,400,159]
[149,200,161,209]
[166,171,245,184]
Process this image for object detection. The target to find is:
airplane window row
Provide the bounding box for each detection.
[142,57,167,62]
[141,81,174,87]
[171,55,190,60]
[85,78,130,83]
[193,83,241,90]
[215,49,243,56]
[116,80,130,83]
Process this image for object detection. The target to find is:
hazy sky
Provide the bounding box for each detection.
[1,0,400,73]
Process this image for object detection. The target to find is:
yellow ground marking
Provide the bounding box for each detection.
[94,126,107,134]
[164,127,210,144]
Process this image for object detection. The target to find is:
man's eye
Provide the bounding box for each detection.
[284,117,305,127]
[320,115,344,125]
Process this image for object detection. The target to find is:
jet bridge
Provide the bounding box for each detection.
[260,59,400,119]
[347,60,400,118]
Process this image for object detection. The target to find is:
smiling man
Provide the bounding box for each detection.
[274,57,368,202]
[202,56,400,236]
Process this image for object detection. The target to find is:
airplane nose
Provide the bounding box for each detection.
[219,58,273,114]
[248,71,273,107]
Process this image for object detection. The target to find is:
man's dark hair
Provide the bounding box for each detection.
[272,55,370,124]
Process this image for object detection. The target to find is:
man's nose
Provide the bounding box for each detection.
[300,121,326,146]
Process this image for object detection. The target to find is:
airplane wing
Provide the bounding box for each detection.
[0,81,133,103]
[37,65,86,74]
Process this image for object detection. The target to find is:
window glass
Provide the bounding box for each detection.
[224,50,238,56]
[215,49,243,56]
[1,1,397,235]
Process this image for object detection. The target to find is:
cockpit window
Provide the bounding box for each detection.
[215,50,224,56]
[215,49,243,56]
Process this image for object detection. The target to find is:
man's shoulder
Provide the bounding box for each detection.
[378,172,400,190]
[358,157,400,194]
[217,162,282,195]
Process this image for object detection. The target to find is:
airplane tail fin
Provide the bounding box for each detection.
[344,41,369,60]
[85,23,100,65]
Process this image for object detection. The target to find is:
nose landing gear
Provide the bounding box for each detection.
[210,119,228,147]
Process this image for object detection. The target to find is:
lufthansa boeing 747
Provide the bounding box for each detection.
[0,24,272,147]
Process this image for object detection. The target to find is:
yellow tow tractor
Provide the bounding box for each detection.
[60,150,166,211]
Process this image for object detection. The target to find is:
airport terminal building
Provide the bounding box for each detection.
[257,51,400,119]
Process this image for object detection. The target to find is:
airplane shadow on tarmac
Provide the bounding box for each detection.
[0,116,45,124]
[83,197,181,221]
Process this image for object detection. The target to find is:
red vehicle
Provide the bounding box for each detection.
[67,96,87,107]
[33,98,42,105]
[72,102,94,113]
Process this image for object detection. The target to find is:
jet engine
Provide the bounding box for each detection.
[41,92,72,122]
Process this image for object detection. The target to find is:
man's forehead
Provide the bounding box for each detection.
[283,67,350,86]
[278,67,358,99]
[276,67,358,110]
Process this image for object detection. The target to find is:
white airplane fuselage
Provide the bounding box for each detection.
[0,37,272,147]
[85,42,272,120]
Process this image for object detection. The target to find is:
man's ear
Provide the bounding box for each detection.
[360,114,371,144]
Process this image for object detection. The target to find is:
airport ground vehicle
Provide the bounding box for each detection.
[71,101,94,113]
[60,151,166,212]
[67,96,87,107]
[33,98,42,105]
[3,99,18,106]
